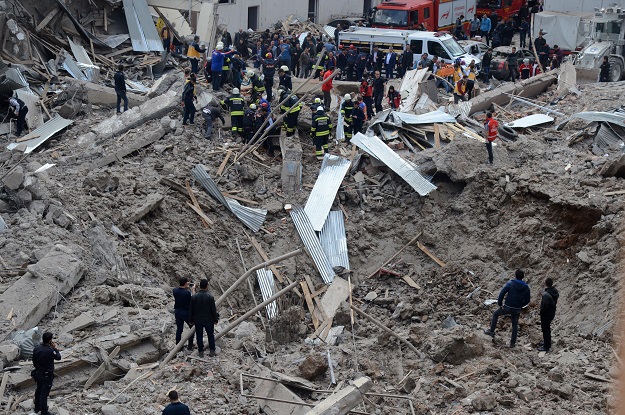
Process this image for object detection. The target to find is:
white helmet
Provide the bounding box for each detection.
[216,43,224,51]
[344,93,351,100]
[232,88,240,94]
[280,65,289,72]
[317,106,324,112]
[250,103,257,109]
[314,97,322,104]
[247,69,255,77]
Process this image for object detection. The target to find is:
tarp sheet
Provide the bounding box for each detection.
[531,11,592,51]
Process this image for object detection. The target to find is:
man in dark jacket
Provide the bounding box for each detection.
[2,94,28,136]
[181,74,197,125]
[162,390,191,415]
[202,104,225,139]
[173,277,195,350]
[600,56,611,82]
[539,278,559,352]
[506,47,520,82]
[481,48,493,84]
[114,65,128,114]
[190,279,219,357]
[32,332,62,415]
[372,70,387,114]
[484,269,531,348]
[262,53,277,101]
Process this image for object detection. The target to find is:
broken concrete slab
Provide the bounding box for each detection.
[304,377,372,415]
[61,312,96,333]
[0,244,85,340]
[92,124,166,168]
[280,137,302,194]
[320,276,350,322]
[468,71,558,115]
[2,165,24,190]
[62,77,147,108]
[255,375,309,415]
[126,193,165,223]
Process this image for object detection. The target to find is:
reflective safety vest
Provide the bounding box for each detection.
[454,81,466,95]
[223,57,231,71]
[311,113,332,137]
[341,101,354,121]
[467,69,477,81]
[485,118,499,141]
[280,96,302,114]
[188,42,202,59]
[453,68,463,83]
[252,75,265,92]
[225,95,245,116]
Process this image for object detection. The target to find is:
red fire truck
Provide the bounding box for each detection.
[476,0,525,21]
[370,0,477,32]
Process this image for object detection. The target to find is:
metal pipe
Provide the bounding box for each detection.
[502,93,565,116]
[161,248,304,365]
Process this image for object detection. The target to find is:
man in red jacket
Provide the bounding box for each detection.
[483,111,498,164]
[322,69,333,111]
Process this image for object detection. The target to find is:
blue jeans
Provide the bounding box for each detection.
[174,310,194,347]
[116,91,128,113]
[490,306,521,346]
[482,66,491,84]
[195,321,215,352]
[190,58,200,74]
[385,64,394,79]
[212,70,222,91]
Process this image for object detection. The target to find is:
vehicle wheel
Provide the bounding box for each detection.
[609,58,623,82]
[499,125,518,141]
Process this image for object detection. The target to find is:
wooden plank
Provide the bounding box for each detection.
[249,236,284,283]
[434,123,441,150]
[105,46,133,59]
[221,192,260,205]
[216,149,232,176]
[300,281,319,330]
[367,232,422,278]
[583,372,610,382]
[15,134,40,143]
[36,6,61,32]
[186,203,214,226]
[402,274,422,290]
[604,190,625,196]
[103,7,108,32]
[416,242,446,267]
[84,346,120,390]
[310,285,328,299]
[185,180,210,228]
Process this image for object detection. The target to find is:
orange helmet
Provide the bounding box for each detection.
[266,53,272,58]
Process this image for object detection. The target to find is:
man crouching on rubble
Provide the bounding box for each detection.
[484,269,530,348]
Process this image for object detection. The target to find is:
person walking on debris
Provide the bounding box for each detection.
[600,56,611,82]
[311,106,332,160]
[187,36,206,75]
[278,66,293,91]
[453,75,468,103]
[538,278,559,352]
[279,88,302,137]
[483,111,498,164]
[173,277,195,350]
[322,68,334,112]
[341,93,355,142]
[211,42,234,91]
[484,269,531,348]
[352,96,366,135]
[242,103,257,142]
[372,70,387,114]
[32,332,61,415]
[181,74,197,125]
[224,88,245,136]
[190,279,219,357]
[506,46,520,82]
[162,390,191,415]
[262,52,277,101]
[202,104,225,139]
[114,65,128,115]
[2,93,28,136]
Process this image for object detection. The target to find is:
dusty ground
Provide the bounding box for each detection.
[0,69,623,415]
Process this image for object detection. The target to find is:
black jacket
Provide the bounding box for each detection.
[173,287,192,312]
[32,343,61,375]
[190,290,219,324]
[114,71,126,93]
[540,287,559,316]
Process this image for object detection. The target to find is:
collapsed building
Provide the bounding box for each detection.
[0,0,623,414]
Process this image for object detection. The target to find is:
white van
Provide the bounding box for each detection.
[339,27,481,68]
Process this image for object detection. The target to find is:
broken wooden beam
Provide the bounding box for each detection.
[416,242,446,267]
[304,377,373,415]
[127,193,165,223]
[367,232,423,278]
[84,346,120,390]
[185,180,211,227]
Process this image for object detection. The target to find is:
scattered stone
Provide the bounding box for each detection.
[471,390,497,411]
[0,343,20,364]
[299,353,329,380]
[100,404,121,415]
[233,321,259,339]
[3,165,24,190]
[126,193,165,223]
[441,316,458,329]
[551,383,572,399]
[514,386,533,402]
[61,312,96,333]
[364,292,378,301]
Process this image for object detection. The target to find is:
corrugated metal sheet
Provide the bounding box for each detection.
[351,132,437,196]
[572,111,625,126]
[595,122,624,150]
[6,115,73,154]
[192,165,267,232]
[123,0,165,52]
[60,50,88,81]
[96,34,131,49]
[446,101,473,118]
[156,7,193,37]
[391,110,456,125]
[290,205,335,284]
[507,114,554,128]
[68,38,93,66]
[304,154,351,232]
[319,210,350,270]
[256,268,278,319]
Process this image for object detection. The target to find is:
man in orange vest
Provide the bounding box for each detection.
[483,111,498,164]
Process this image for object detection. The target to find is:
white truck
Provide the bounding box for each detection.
[338,27,482,67]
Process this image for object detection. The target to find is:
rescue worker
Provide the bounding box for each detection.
[224,88,245,136]
[32,332,61,415]
[340,93,354,142]
[187,36,206,74]
[211,42,234,91]
[346,45,357,81]
[483,111,498,164]
[453,75,468,104]
[221,48,232,87]
[230,52,246,90]
[310,97,322,120]
[465,62,478,98]
[278,66,293,91]
[2,94,28,136]
[322,69,334,112]
[262,52,277,101]
[161,24,171,52]
[242,103,257,142]
[312,50,325,79]
[248,69,266,102]
[359,76,374,120]
[279,88,302,137]
[520,58,533,80]
[181,74,198,125]
[352,96,366,135]
[311,106,332,160]
[201,103,225,139]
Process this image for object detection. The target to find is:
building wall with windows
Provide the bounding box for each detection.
[216,0,381,32]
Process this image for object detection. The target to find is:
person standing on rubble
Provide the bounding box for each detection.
[484,269,531,348]
[262,52,277,101]
[190,279,219,357]
[173,277,195,350]
[278,66,293,91]
[352,96,366,135]
[162,390,191,415]
[453,75,468,104]
[506,46,520,82]
[211,42,234,92]
[181,74,198,126]
[341,93,355,142]
[311,106,332,160]
[538,277,559,352]
[187,36,206,75]
[202,103,225,139]
[360,76,374,120]
[2,94,28,137]
[161,25,172,53]
[32,332,61,415]
[242,103,257,142]
[372,70,387,115]
[600,56,611,82]
[482,111,498,164]
[279,88,302,137]
[114,65,128,115]
[224,88,245,136]
[322,68,334,112]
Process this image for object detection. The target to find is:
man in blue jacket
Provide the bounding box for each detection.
[211,42,234,91]
[484,269,531,348]
[384,46,397,79]
[480,14,492,46]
